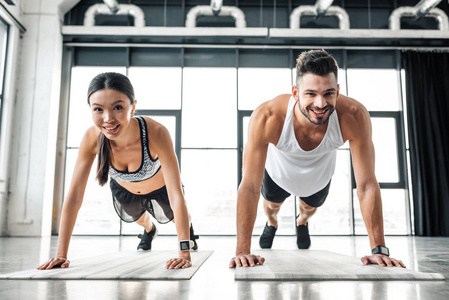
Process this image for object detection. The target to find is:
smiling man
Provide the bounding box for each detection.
[229,50,405,269]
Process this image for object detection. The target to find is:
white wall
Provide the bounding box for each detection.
[0,1,23,236]
[1,0,65,236]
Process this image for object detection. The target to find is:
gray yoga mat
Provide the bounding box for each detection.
[235,250,444,281]
[0,250,213,280]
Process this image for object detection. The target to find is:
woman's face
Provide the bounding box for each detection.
[89,88,136,140]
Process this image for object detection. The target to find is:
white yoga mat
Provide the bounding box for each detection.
[235,250,444,281]
[0,250,213,280]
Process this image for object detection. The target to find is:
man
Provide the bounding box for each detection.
[229,50,405,268]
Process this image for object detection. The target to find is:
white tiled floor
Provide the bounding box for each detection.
[0,235,448,300]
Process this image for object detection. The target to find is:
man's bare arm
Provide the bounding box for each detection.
[230,107,275,268]
[345,102,405,268]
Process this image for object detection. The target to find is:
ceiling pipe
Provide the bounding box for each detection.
[103,0,119,14]
[84,2,145,27]
[415,0,442,19]
[315,0,334,17]
[389,3,448,30]
[211,0,223,16]
[290,5,350,30]
[185,5,247,28]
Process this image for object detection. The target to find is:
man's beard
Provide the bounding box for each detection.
[299,104,335,125]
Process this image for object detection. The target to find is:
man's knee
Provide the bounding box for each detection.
[265,199,283,211]
[299,200,317,212]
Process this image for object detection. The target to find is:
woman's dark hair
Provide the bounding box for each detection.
[87,72,135,186]
[296,50,339,86]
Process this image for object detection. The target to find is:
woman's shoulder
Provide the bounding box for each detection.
[81,125,102,155]
[140,116,167,134]
[138,116,170,141]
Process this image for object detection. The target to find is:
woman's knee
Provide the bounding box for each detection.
[136,211,150,225]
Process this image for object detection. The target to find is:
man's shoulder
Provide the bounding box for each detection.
[252,94,291,123]
[249,94,291,143]
[336,94,369,121]
[336,94,371,141]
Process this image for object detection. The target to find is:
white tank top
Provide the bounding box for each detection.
[265,96,344,197]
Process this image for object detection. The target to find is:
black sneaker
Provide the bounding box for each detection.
[137,223,157,250]
[296,222,311,249]
[190,225,199,251]
[259,222,277,249]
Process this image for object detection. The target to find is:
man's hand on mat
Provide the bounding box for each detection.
[166,257,192,269]
[229,253,265,268]
[37,257,70,270]
[361,254,406,268]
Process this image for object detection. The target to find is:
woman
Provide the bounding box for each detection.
[38,72,198,270]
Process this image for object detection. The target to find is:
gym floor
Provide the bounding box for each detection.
[0,235,448,300]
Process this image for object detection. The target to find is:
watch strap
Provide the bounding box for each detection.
[371,245,390,256]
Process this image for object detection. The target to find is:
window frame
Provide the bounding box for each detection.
[0,17,9,137]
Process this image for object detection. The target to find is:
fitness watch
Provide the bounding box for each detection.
[371,245,390,256]
[179,240,194,251]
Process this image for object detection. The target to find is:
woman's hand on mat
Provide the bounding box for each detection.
[37,257,70,270]
[229,253,265,268]
[361,254,406,268]
[166,256,192,269]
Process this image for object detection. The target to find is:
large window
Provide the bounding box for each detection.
[63,48,410,236]
[181,67,238,234]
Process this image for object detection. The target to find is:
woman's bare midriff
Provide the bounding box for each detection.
[114,169,166,195]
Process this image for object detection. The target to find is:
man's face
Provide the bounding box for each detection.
[293,72,339,126]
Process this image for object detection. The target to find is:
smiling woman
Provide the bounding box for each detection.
[38,72,199,271]
[87,74,138,186]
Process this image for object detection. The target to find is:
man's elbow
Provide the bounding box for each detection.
[356,181,380,200]
[238,183,261,203]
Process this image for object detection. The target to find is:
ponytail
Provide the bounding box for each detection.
[96,133,111,186]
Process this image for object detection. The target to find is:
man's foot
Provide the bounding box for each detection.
[137,223,157,250]
[296,222,311,249]
[190,225,199,251]
[259,222,277,249]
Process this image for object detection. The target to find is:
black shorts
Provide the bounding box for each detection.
[110,178,174,224]
[260,169,331,208]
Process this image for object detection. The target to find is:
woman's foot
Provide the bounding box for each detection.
[137,223,157,250]
[190,225,199,251]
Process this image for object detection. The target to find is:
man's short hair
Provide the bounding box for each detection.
[296,50,339,86]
